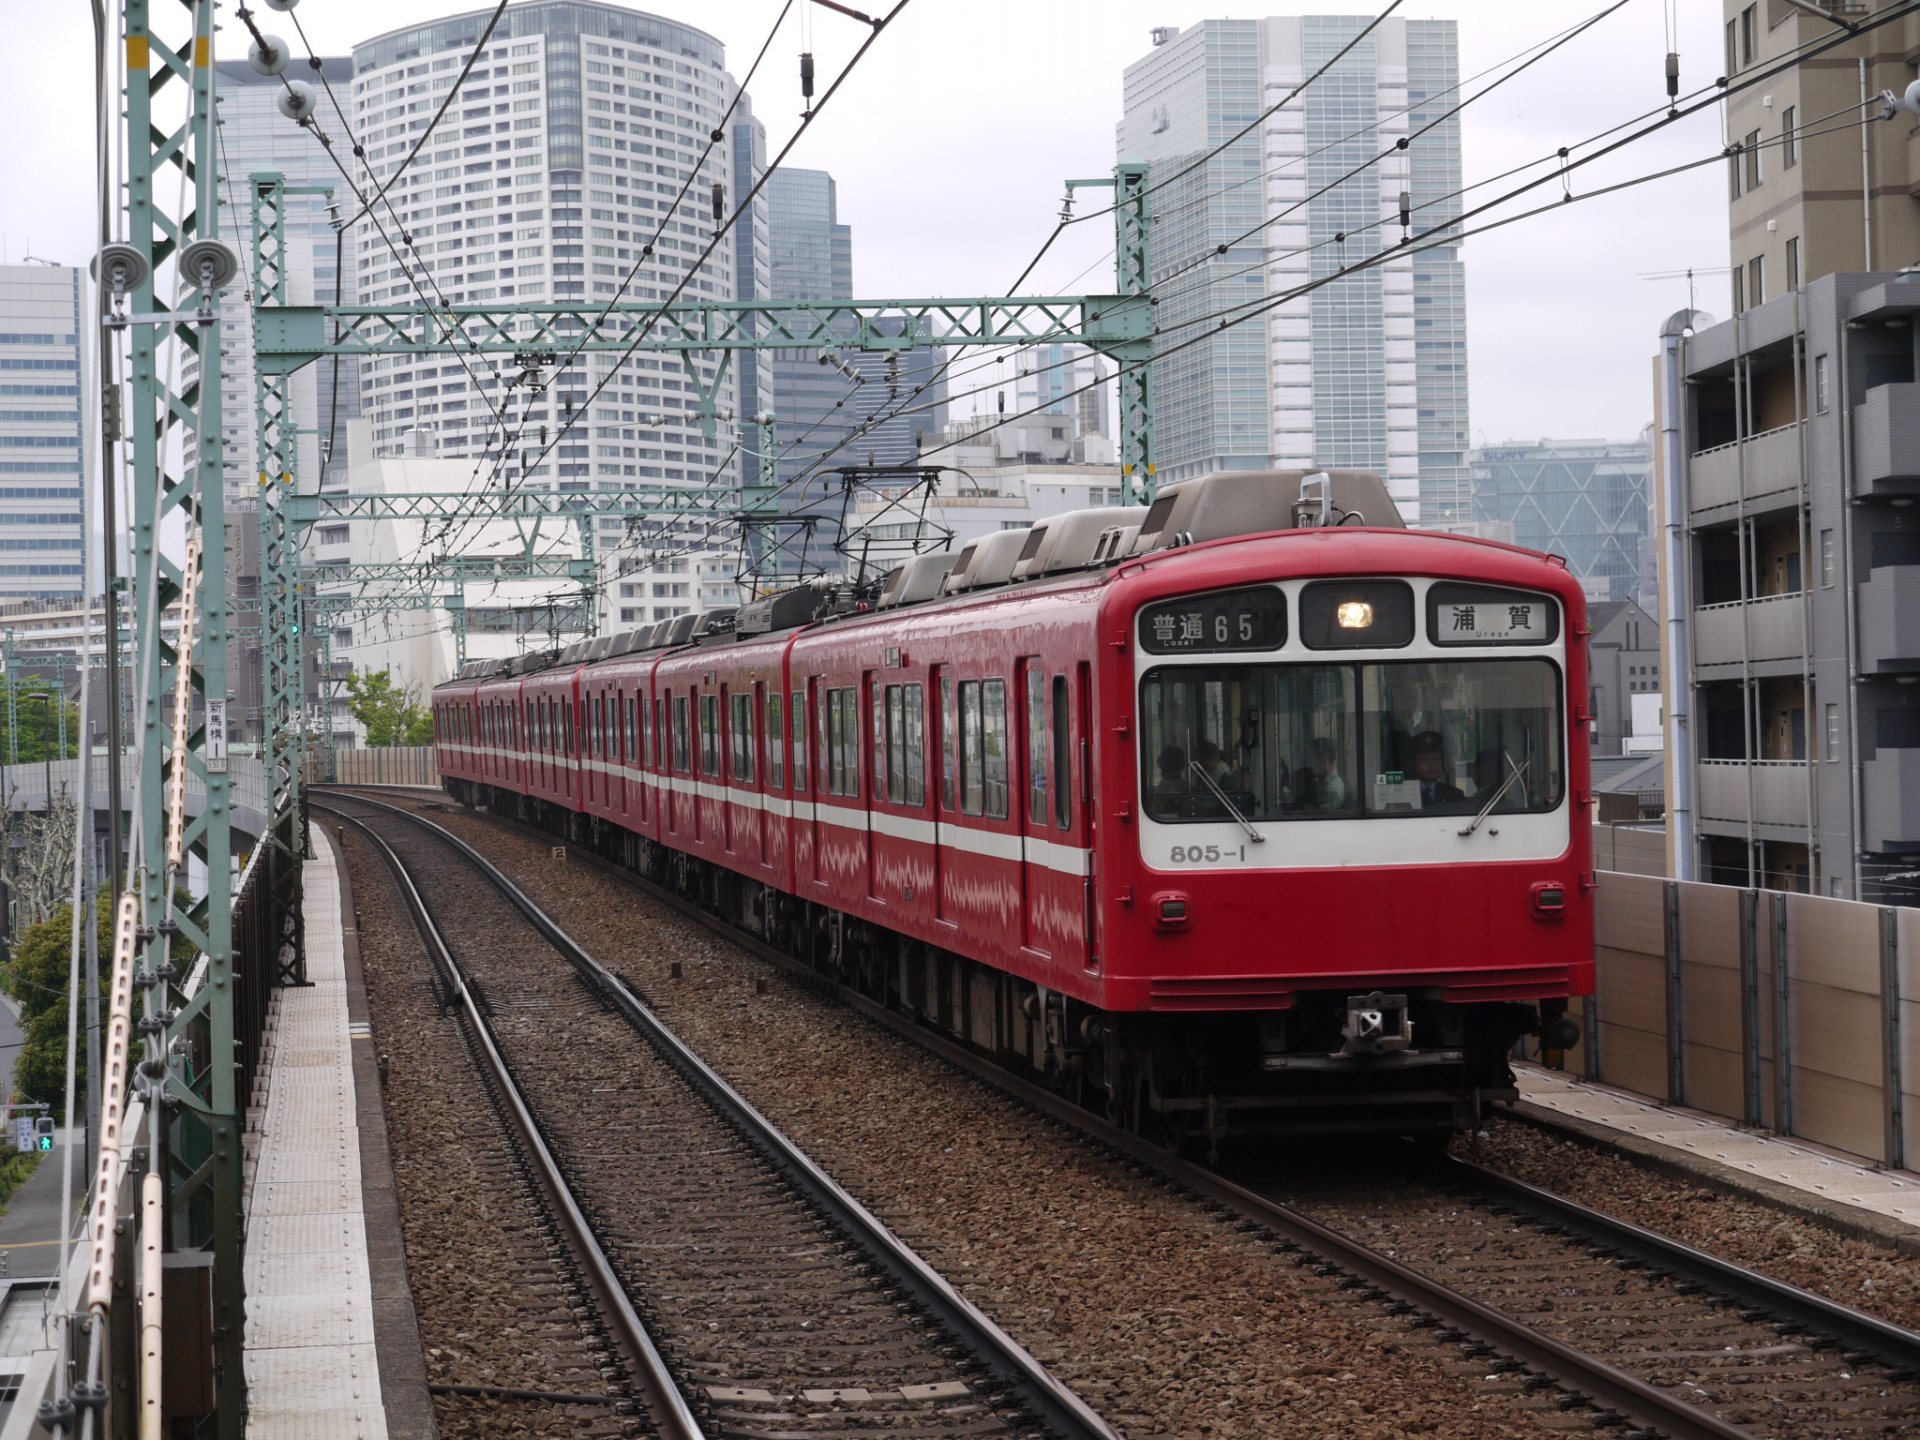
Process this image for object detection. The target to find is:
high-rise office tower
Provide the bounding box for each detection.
[1014,343,1109,442]
[762,167,946,571]
[350,3,746,589]
[210,57,359,495]
[0,265,88,601]
[1118,17,1469,524]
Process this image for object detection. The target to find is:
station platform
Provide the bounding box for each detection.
[1513,1065,1920,1246]
[242,826,430,1438]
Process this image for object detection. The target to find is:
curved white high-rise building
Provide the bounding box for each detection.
[351,3,760,597]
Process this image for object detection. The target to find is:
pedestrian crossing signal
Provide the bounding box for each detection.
[33,1118,53,1152]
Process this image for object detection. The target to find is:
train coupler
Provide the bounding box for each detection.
[1340,991,1414,1056]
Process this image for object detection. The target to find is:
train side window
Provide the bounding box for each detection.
[983,679,1009,819]
[940,674,957,811]
[731,690,755,784]
[767,692,785,789]
[871,678,888,799]
[1025,666,1048,824]
[625,696,636,763]
[885,686,906,804]
[701,694,720,777]
[1053,674,1071,830]
[826,687,860,798]
[960,681,984,816]
[903,684,925,807]
[791,689,807,792]
[672,695,691,773]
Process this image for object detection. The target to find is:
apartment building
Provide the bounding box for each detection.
[1723,0,1920,307]
[1658,271,1920,898]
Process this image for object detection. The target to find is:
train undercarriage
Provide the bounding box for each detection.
[452,779,1569,1153]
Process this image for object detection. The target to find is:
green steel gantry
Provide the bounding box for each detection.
[106,0,247,1429]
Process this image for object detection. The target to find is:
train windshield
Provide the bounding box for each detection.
[1140,659,1564,823]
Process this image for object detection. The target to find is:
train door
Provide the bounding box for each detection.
[1078,662,1098,971]
[866,671,884,902]
[1018,659,1045,954]
[807,677,826,885]
[932,666,954,925]
[750,680,767,867]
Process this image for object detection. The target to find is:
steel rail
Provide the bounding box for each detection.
[326,786,1768,1440]
[1443,1157,1920,1372]
[319,790,1121,1440]
[316,802,705,1440]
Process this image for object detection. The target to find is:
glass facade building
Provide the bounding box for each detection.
[762,167,946,571]
[1470,435,1653,603]
[350,3,743,593]
[0,265,87,600]
[1118,17,1469,523]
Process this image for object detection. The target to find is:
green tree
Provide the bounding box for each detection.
[345,668,434,748]
[0,682,79,764]
[6,894,190,1105]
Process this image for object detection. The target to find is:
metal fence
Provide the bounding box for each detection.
[332,746,440,788]
[1572,872,1914,1170]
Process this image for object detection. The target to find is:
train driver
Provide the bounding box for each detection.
[1151,745,1189,814]
[1411,731,1465,808]
[1304,736,1348,812]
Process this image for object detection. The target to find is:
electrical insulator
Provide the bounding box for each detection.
[1666,51,1680,103]
[712,182,725,223]
[1397,190,1411,237]
[800,52,815,110]
[102,383,122,442]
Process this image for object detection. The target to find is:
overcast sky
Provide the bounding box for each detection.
[9,0,1732,444]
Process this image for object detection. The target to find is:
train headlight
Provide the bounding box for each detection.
[1335,601,1373,629]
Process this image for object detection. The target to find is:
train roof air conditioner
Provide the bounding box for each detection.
[1127,468,1402,559]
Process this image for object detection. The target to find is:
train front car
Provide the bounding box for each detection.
[1096,489,1593,1144]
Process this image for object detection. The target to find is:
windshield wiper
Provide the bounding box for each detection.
[1189,761,1265,844]
[1459,750,1528,838]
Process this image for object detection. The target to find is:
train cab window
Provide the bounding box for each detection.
[790,689,807,792]
[700,694,720,777]
[672,695,691,773]
[1025,668,1049,824]
[768,693,785,789]
[730,691,755,784]
[1052,675,1071,831]
[1140,658,1563,823]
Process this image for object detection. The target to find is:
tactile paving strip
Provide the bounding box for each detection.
[243,828,390,1439]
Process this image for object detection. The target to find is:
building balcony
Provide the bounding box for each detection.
[1692,592,1806,669]
[1862,749,1920,852]
[1688,421,1803,512]
[1696,758,1810,830]
[1852,383,1920,495]
[1859,564,1920,672]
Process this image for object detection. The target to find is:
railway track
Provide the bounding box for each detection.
[324,785,1920,1440]
[315,793,1117,1440]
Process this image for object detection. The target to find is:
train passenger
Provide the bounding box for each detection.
[1412,731,1465,808]
[1303,736,1348,812]
[1193,738,1232,786]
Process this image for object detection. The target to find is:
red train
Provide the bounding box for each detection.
[433,470,1594,1145]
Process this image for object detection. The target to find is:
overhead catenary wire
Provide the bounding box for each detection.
[640,0,1649,562]
[644,94,1895,571]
